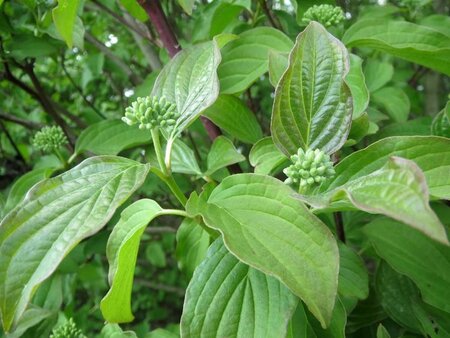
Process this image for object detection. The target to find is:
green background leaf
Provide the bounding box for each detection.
[52,0,80,48]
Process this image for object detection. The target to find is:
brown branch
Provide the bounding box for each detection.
[138,0,242,173]
[0,120,29,167]
[258,0,284,32]
[334,212,346,243]
[0,111,44,129]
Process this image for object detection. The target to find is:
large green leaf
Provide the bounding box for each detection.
[75,119,152,156]
[203,94,263,144]
[376,261,431,334]
[308,299,347,338]
[363,59,393,93]
[365,218,450,313]
[0,156,150,331]
[298,157,448,244]
[218,27,293,94]
[249,137,288,175]
[205,136,245,176]
[321,136,450,199]
[152,41,221,139]
[342,19,450,76]
[432,101,450,138]
[181,239,298,337]
[170,139,202,176]
[186,174,339,327]
[372,87,410,122]
[271,22,353,157]
[175,218,210,278]
[100,199,167,323]
[52,0,79,48]
[347,54,369,119]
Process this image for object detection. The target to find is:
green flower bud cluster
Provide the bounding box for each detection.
[122,96,179,130]
[283,148,335,188]
[302,5,345,27]
[50,318,86,338]
[33,126,68,153]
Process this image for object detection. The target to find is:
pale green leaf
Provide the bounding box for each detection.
[338,243,369,300]
[177,0,195,15]
[372,87,410,122]
[0,156,150,331]
[5,306,53,338]
[249,137,288,175]
[203,94,263,144]
[120,0,147,22]
[147,328,179,338]
[8,34,61,59]
[75,120,152,156]
[181,239,299,337]
[347,54,369,119]
[52,0,79,48]
[100,199,165,323]
[420,14,450,37]
[322,136,450,200]
[5,167,56,213]
[298,157,448,244]
[186,174,339,327]
[205,136,245,176]
[271,22,353,156]
[175,218,210,278]
[363,59,393,93]
[343,19,450,76]
[170,139,202,176]
[152,41,221,139]
[218,27,293,94]
[308,299,347,338]
[365,218,450,314]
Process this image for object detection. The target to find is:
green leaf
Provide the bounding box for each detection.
[52,0,80,48]
[420,14,450,37]
[203,94,263,144]
[218,27,293,94]
[249,137,288,175]
[8,34,61,59]
[152,41,221,140]
[0,156,150,331]
[298,157,447,244]
[342,19,450,76]
[432,101,450,138]
[120,0,148,22]
[365,218,450,314]
[363,59,394,93]
[376,261,431,334]
[268,50,289,87]
[186,174,339,327]
[75,119,152,156]
[147,328,179,338]
[170,139,202,176]
[347,113,371,144]
[180,239,299,337]
[347,54,369,119]
[376,117,432,139]
[308,299,347,338]
[5,306,53,338]
[271,22,353,157]
[338,243,368,300]
[205,136,245,176]
[177,0,195,15]
[5,167,56,213]
[100,199,165,323]
[372,87,410,122]
[322,136,450,200]
[376,324,391,338]
[175,218,210,278]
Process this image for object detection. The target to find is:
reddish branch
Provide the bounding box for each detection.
[137,0,242,173]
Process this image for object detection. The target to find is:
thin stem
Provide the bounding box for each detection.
[151,128,168,175]
[164,175,187,207]
[258,0,284,32]
[334,212,346,243]
[54,148,68,168]
[164,137,174,173]
[163,209,189,218]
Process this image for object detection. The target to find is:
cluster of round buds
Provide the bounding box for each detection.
[302,5,345,27]
[283,148,335,188]
[50,318,86,338]
[122,96,179,131]
[33,126,68,153]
